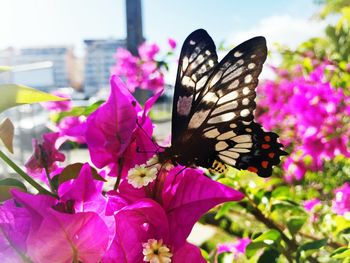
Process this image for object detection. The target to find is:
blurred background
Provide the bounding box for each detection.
[0,0,344,171]
[3,1,350,260]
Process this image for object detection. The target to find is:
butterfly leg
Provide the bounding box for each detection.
[208,159,228,174]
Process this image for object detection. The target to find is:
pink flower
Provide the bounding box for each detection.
[104,167,243,262]
[86,76,140,169]
[304,198,321,212]
[332,182,350,215]
[111,44,165,93]
[42,91,72,112]
[0,199,31,261]
[10,163,112,262]
[168,38,177,49]
[56,116,86,144]
[257,63,350,181]
[26,211,108,263]
[304,198,321,222]
[25,132,65,180]
[85,76,159,177]
[217,238,251,257]
[138,42,160,61]
[103,198,206,263]
[283,155,308,183]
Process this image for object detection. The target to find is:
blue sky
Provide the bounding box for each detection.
[0,0,327,56]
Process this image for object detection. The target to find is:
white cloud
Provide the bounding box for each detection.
[229,15,327,50]
[227,15,328,79]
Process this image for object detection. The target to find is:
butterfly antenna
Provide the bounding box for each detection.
[136,146,158,154]
[135,118,160,152]
[169,166,187,190]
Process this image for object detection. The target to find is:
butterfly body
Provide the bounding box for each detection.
[158,29,286,177]
[158,133,217,168]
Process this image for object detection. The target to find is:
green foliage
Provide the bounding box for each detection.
[0,178,27,201]
[287,217,306,236]
[278,5,350,91]
[0,84,68,113]
[50,100,104,124]
[331,247,350,259]
[296,239,328,263]
[305,155,350,196]
[317,0,350,19]
[245,230,281,258]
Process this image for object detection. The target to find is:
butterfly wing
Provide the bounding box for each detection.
[205,120,286,177]
[172,29,218,143]
[173,34,286,177]
[187,36,267,131]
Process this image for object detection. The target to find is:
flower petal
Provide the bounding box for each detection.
[11,189,56,230]
[59,163,105,213]
[173,242,206,263]
[27,211,109,263]
[0,200,31,261]
[103,199,169,263]
[162,167,244,249]
[86,76,141,168]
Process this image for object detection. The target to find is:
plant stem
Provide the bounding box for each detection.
[240,188,298,263]
[299,231,344,249]
[0,149,56,197]
[44,165,56,194]
[113,158,123,191]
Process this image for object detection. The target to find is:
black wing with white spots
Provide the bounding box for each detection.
[172,29,218,143]
[167,29,286,177]
[186,36,267,131]
[205,121,286,177]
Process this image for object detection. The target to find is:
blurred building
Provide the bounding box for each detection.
[15,46,73,88]
[0,46,79,91]
[0,48,16,84]
[12,61,55,91]
[84,39,126,97]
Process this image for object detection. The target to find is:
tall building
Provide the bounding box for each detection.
[0,46,75,91]
[15,46,72,88]
[84,39,126,97]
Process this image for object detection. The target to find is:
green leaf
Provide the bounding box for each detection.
[246,242,267,258]
[271,200,306,214]
[0,84,68,113]
[331,247,350,259]
[0,66,12,73]
[258,249,280,263]
[296,239,327,263]
[287,217,306,235]
[272,186,293,200]
[299,239,327,251]
[215,202,237,219]
[217,252,235,263]
[302,57,313,72]
[246,230,281,258]
[0,178,27,201]
[200,248,209,261]
[58,163,106,185]
[334,216,350,234]
[0,118,14,153]
[51,100,104,123]
[253,229,281,243]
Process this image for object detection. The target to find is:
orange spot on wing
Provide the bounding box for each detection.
[268,152,275,158]
[262,144,270,149]
[261,161,269,168]
[264,135,271,142]
[247,166,258,173]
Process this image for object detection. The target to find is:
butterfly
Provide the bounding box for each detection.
[157,29,286,177]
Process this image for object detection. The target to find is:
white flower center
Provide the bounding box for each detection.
[142,239,172,263]
[127,164,158,188]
